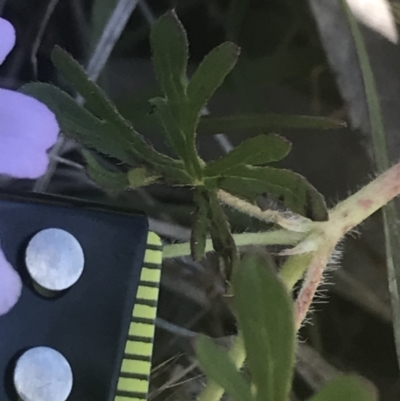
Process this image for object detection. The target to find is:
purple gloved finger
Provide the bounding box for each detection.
[0,88,59,178]
[0,247,22,316]
[0,18,16,64]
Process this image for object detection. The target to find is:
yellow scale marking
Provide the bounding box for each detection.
[140,268,161,283]
[115,396,147,401]
[133,305,157,320]
[128,322,154,338]
[115,231,162,401]
[136,286,158,300]
[125,341,153,356]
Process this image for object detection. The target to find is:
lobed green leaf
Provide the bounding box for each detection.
[51,46,120,123]
[150,10,188,103]
[21,83,133,164]
[51,48,189,171]
[184,42,240,143]
[21,83,192,184]
[205,134,291,176]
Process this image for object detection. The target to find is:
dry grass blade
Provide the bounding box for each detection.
[30,0,60,79]
[339,0,400,369]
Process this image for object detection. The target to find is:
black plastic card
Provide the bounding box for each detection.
[0,192,148,401]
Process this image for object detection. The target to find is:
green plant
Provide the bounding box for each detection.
[21,7,400,401]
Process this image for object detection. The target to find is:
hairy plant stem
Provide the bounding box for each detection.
[163,230,305,258]
[294,161,400,329]
[194,161,400,401]
[217,189,312,232]
[294,245,334,330]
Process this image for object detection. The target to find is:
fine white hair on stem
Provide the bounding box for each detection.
[325,241,344,272]
[294,243,342,329]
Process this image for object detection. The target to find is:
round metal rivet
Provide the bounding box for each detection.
[25,228,84,291]
[14,346,73,401]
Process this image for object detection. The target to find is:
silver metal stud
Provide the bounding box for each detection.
[25,228,84,291]
[14,346,73,401]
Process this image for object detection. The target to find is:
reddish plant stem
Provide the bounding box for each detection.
[295,162,400,329]
[294,247,333,330]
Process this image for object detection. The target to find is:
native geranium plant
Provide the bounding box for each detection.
[22,8,392,401]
